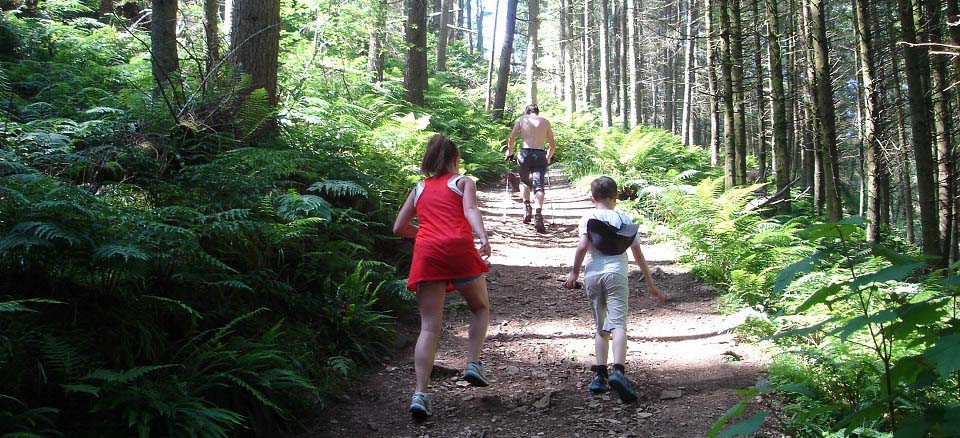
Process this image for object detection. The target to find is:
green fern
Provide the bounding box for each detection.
[93,244,149,262]
[0,298,64,313]
[83,365,177,384]
[307,180,368,198]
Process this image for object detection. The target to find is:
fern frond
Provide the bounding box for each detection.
[307,180,367,198]
[277,191,332,222]
[142,295,203,320]
[0,298,64,313]
[39,335,94,383]
[0,221,83,251]
[209,280,254,293]
[83,365,177,384]
[93,244,149,262]
[61,384,100,397]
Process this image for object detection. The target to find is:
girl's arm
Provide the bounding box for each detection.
[460,177,491,258]
[630,243,666,303]
[392,187,419,239]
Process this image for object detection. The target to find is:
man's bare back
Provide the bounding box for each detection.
[506,110,556,163]
[514,114,551,150]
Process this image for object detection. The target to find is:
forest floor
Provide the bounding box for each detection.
[303,174,767,437]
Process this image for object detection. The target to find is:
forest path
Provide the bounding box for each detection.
[305,174,766,437]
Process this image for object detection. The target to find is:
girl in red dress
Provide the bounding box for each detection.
[393,134,492,419]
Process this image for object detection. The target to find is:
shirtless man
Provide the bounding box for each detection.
[505,104,557,233]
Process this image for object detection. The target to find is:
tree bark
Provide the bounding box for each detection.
[680,0,697,143]
[562,0,578,123]
[492,0,519,119]
[582,0,592,110]
[719,0,736,189]
[897,0,940,259]
[766,0,790,213]
[477,0,484,53]
[526,0,540,104]
[854,0,882,240]
[437,0,450,71]
[485,0,501,109]
[629,0,642,127]
[807,0,841,221]
[230,0,280,105]
[730,0,747,186]
[151,0,179,92]
[619,0,630,129]
[368,0,387,81]
[599,0,612,127]
[752,0,766,182]
[204,0,218,75]
[924,0,955,262]
[405,0,429,105]
[705,0,721,166]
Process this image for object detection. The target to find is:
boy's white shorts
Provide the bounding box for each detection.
[584,272,629,336]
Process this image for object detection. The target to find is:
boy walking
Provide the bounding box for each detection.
[563,176,665,403]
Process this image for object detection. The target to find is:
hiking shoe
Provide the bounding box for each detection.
[588,375,609,393]
[523,204,533,224]
[463,361,490,387]
[608,371,638,404]
[409,392,432,419]
[534,212,546,233]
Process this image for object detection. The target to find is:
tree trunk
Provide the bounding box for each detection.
[466,0,473,53]
[705,0,721,166]
[100,0,113,17]
[562,0,578,123]
[204,0,218,75]
[752,0,766,182]
[368,0,387,82]
[582,0,591,110]
[897,0,940,259]
[485,0,501,110]
[477,0,484,53]
[924,0,955,262]
[526,0,540,104]
[599,0,612,127]
[730,0,747,186]
[405,0,429,105]
[854,0,881,240]
[151,0,179,92]
[492,0,519,119]
[766,0,790,213]
[619,0,630,129]
[231,0,280,105]
[680,0,696,143]
[719,0,736,189]
[807,0,841,221]
[437,0,450,71]
[629,0,642,127]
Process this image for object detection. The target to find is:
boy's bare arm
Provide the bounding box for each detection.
[564,234,590,289]
[630,243,666,303]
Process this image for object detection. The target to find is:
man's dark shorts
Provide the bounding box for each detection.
[517,148,548,193]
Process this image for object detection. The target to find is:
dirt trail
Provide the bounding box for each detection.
[304,175,765,437]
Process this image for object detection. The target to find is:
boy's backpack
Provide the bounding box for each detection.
[586,213,639,256]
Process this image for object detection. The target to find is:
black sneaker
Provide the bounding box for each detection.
[523,204,533,224]
[534,212,546,233]
[588,374,609,393]
[608,370,638,404]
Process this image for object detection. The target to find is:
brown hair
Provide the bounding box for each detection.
[420,134,459,176]
[591,176,618,201]
[525,104,539,115]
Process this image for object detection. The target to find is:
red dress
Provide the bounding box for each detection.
[406,173,489,291]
